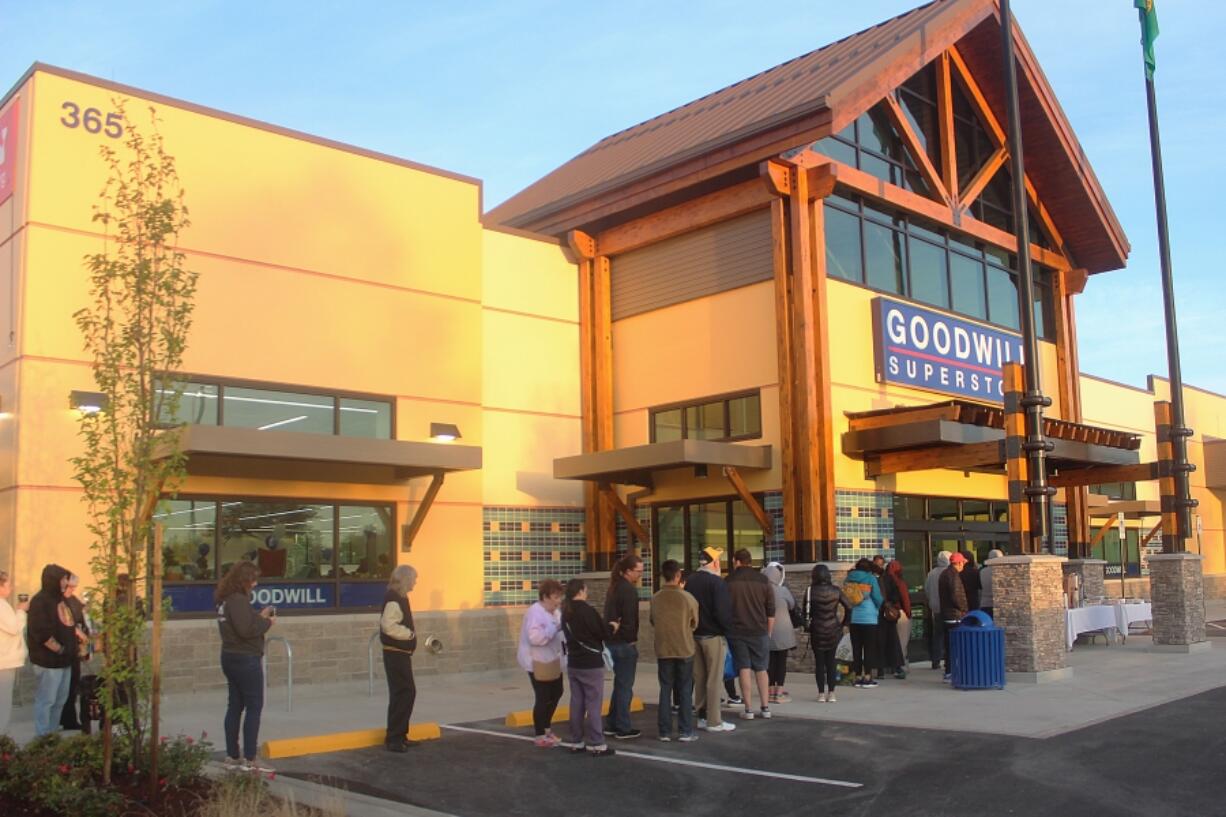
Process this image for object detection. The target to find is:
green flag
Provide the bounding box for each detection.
[1134,0,1159,78]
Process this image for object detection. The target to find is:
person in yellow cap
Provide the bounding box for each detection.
[683,546,736,733]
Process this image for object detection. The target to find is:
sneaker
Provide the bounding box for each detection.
[658,735,672,742]
[544,732,562,747]
[704,721,736,732]
[614,729,641,740]
[697,718,708,730]
[759,707,772,719]
[942,673,952,683]
[533,735,556,748]
[246,759,275,775]
[739,709,755,720]
[223,757,245,771]
[602,726,618,736]
[588,745,616,757]
[768,693,779,704]
[775,692,792,703]
[852,679,864,688]
[817,692,827,703]
[671,703,680,712]
[727,695,744,706]
[861,679,879,689]
[678,733,699,743]
[385,740,409,753]
[827,693,837,703]
[569,744,586,755]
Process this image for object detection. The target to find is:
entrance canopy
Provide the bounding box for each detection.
[1086,494,1162,520]
[843,400,1141,478]
[553,439,771,489]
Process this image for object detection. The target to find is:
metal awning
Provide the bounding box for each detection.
[160,424,482,484]
[553,439,772,488]
[842,400,1141,477]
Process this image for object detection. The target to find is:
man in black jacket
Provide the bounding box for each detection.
[603,554,643,740]
[938,552,969,681]
[725,549,775,720]
[26,564,79,736]
[684,547,736,733]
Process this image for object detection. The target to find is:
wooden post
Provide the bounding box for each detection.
[148,523,164,802]
[788,161,820,562]
[1003,363,1032,553]
[1155,401,1179,552]
[808,195,837,562]
[1054,268,1090,557]
[593,255,616,564]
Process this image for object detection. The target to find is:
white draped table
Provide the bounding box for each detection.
[1066,602,1154,649]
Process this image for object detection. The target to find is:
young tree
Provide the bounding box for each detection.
[71,100,197,783]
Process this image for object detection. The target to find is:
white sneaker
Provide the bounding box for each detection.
[704,721,736,732]
[817,692,828,703]
[827,693,837,703]
[739,709,755,720]
[697,718,708,730]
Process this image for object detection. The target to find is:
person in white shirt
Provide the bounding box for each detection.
[0,570,31,734]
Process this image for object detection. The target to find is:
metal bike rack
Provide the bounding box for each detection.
[263,635,293,712]
[368,632,380,696]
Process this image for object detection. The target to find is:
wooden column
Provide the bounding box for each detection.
[768,190,800,548]
[808,192,837,561]
[568,230,615,570]
[1155,400,1180,552]
[1054,268,1090,557]
[1003,362,1033,553]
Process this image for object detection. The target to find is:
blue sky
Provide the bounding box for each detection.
[3,1,1222,394]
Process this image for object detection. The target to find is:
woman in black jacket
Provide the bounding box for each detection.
[26,564,80,736]
[805,565,852,703]
[562,578,615,756]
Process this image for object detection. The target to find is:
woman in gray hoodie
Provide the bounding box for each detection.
[763,563,796,704]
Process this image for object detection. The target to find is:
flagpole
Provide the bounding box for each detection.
[1138,10,1197,551]
[1000,0,1055,553]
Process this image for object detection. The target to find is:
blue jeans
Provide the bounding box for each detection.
[604,642,638,734]
[221,652,264,761]
[657,657,694,737]
[33,665,71,737]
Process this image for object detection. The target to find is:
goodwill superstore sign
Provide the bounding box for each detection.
[872,297,1023,404]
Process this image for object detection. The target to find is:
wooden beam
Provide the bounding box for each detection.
[948,45,1006,147]
[1023,175,1067,252]
[767,193,800,546]
[566,229,595,261]
[958,146,1008,211]
[1048,462,1159,490]
[723,467,772,538]
[847,403,960,431]
[404,473,444,549]
[809,201,837,558]
[937,52,958,201]
[1003,363,1032,553]
[1140,521,1163,550]
[788,159,822,560]
[761,158,791,197]
[1053,262,1090,557]
[596,178,776,257]
[600,486,649,547]
[1087,520,1114,552]
[593,255,616,559]
[882,93,949,205]
[864,440,1004,477]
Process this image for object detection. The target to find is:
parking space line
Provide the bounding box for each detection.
[440,724,863,789]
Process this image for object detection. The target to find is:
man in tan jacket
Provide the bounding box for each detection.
[650,559,699,742]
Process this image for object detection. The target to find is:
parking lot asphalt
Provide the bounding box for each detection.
[273,684,1226,817]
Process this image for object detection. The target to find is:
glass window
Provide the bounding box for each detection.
[908,237,949,308]
[652,408,683,442]
[656,506,686,570]
[728,394,761,438]
[962,500,991,522]
[337,505,393,579]
[158,381,219,426]
[339,398,392,439]
[691,502,729,569]
[824,204,863,283]
[987,266,1020,330]
[928,498,959,521]
[155,500,217,582]
[685,402,725,441]
[224,387,335,434]
[949,253,988,320]
[811,137,857,167]
[859,153,896,187]
[893,495,926,520]
[219,501,331,580]
[730,501,765,565]
[863,221,905,294]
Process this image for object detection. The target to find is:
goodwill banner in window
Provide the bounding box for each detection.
[872,296,1024,404]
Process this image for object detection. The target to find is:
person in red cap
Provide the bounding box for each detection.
[938,551,969,682]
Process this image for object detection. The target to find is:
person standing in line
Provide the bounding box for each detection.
[0,571,29,734]
[27,564,80,737]
[562,578,615,757]
[517,579,566,748]
[762,562,796,704]
[980,549,1004,619]
[59,573,89,731]
[215,561,275,771]
[845,558,883,689]
[960,549,981,611]
[938,552,970,682]
[602,554,643,740]
[924,551,951,670]
[805,564,852,703]
[880,560,912,679]
[651,560,699,743]
[380,564,419,752]
[725,549,775,720]
[683,547,736,733]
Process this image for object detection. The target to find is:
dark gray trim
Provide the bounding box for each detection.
[553,440,771,488]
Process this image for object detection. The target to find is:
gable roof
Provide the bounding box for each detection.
[487,0,1128,274]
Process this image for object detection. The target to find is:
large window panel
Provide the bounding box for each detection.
[219,501,331,580]
[652,408,683,443]
[650,391,761,442]
[223,387,335,434]
[728,394,761,439]
[338,505,393,579]
[685,402,725,441]
[339,398,392,439]
[949,253,988,320]
[863,220,906,294]
[156,499,218,582]
[987,265,1021,330]
[908,237,950,309]
[824,204,863,283]
[158,381,219,426]
[730,501,765,566]
[811,137,857,166]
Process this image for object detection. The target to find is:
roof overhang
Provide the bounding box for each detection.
[158,425,482,485]
[553,440,772,488]
[1086,494,1163,519]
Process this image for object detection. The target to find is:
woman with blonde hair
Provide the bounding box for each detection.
[0,570,29,734]
[215,560,275,773]
[381,564,419,752]
[517,578,566,747]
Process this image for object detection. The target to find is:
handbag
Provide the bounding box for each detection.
[789,603,804,629]
[881,601,901,622]
[563,620,614,671]
[532,658,562,682]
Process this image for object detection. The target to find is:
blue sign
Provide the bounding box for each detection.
[871,297,1024,403]
[164,580,384,614]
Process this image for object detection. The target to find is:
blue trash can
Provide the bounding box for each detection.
[948,610,1005,689]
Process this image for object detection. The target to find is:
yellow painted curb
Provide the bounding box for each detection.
[504,696,644,728]
[262,722,442,759]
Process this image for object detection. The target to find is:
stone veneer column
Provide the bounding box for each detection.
[1063,559,1107,605]
[990,554,1072,683]
[1148,553,1209,652]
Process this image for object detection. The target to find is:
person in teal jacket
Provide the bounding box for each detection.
[845,559,883,688]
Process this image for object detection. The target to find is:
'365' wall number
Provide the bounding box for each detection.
[60,102,124,139]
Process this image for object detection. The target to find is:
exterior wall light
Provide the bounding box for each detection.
[70,390,109,414]
[430,422,461,442]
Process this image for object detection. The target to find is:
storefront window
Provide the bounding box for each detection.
[649,391,761,442]
[824,204,863,283]
[155,499,219,582]
[340,398,393,439]
[864,220,906,294]
[686,402,726,441]
[337,505,393,579]
[728,394,761,438]
[949,252,988,320]
[650,496,770,576]
[907,236,949,309]
[652,408,683,442]
[224,387,335,434]
[220,501,331,579]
